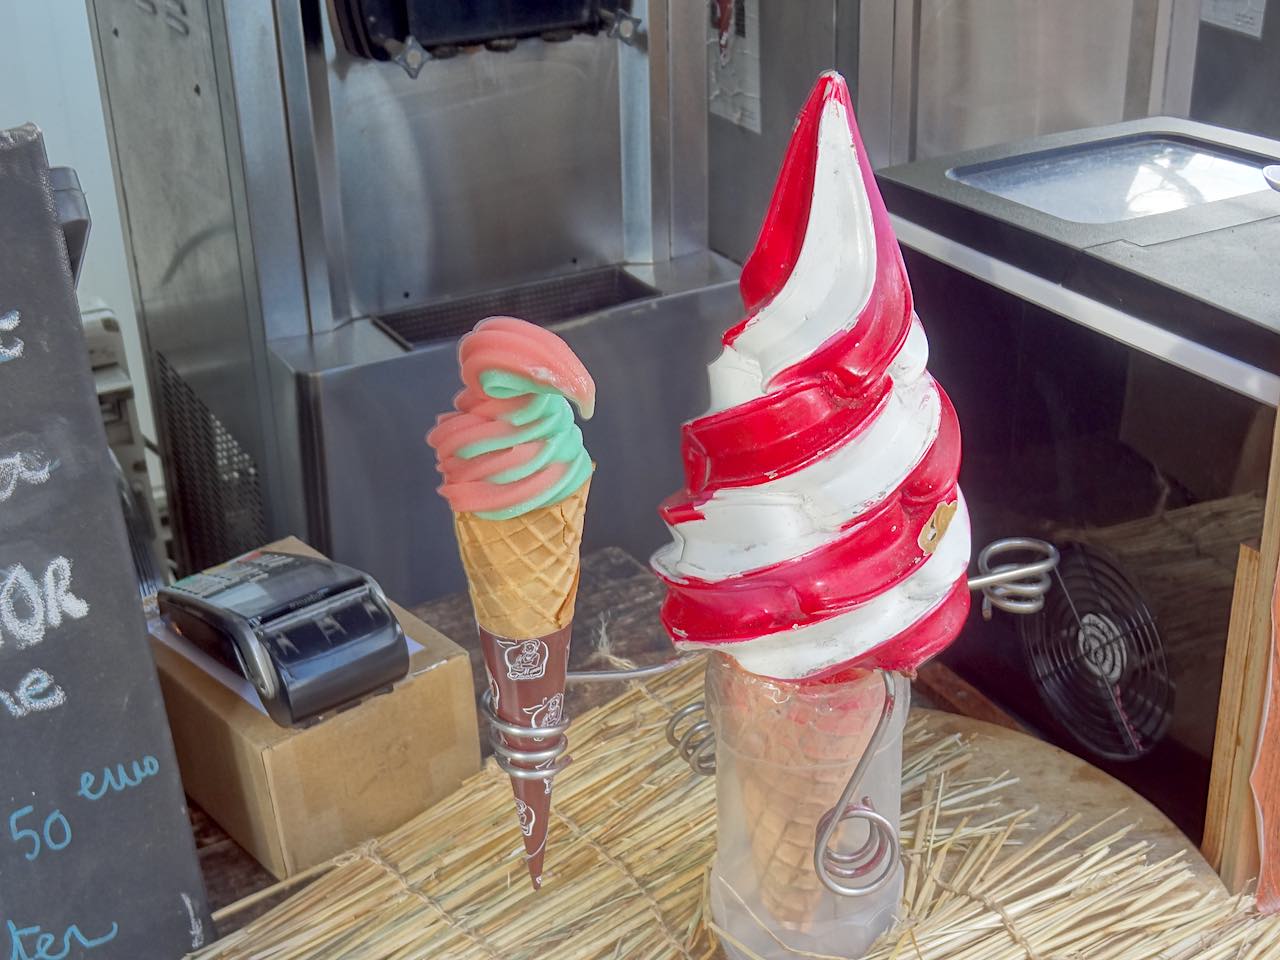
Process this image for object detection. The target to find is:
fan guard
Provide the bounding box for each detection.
[1018,543,1173,761]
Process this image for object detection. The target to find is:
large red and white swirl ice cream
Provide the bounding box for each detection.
[654,72,971,938]
[652,72,970,682]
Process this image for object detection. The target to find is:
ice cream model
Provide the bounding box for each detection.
[652,71,968,955]
[427,315,595,890]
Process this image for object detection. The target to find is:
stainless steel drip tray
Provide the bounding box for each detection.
[376,266,659,348]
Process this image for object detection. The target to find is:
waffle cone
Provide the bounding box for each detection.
[453,478,591,639]
[713,659,884,926]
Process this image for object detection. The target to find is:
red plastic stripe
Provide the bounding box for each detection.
[671,577,971,681]
[654,71,968,680]
[681,73,913,496]
[658,390,961,640]
[678,375,890,497]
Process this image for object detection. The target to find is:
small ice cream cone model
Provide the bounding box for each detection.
[427,316,595,890]
[652,72,970,951]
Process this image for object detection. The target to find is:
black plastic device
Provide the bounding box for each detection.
[159,551,409,727]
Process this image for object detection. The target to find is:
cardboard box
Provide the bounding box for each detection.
[150,537,480,878]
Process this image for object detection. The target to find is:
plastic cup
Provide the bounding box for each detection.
[705,654,906,959]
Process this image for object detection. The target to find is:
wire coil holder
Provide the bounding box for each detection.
[481,689,571,780]
[664,536,1061,898]
[666,701,717,775]
[813,670,904,896]
[970,537,1060,620]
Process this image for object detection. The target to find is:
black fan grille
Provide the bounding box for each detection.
[1019,544,1173,761]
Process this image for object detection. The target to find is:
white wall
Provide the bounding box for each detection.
[0,1,155,444]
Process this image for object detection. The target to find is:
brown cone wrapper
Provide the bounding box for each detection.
[480,623,572,890]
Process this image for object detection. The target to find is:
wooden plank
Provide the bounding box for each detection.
[1203,544,1261,875]
[1253,562,1280,910]
[914,661,1022,732]
[1205,409,1280,894]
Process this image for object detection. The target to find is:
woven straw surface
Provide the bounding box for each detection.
[192,660,1280,960]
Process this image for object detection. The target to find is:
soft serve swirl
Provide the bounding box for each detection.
[427,316,595,520]
[652,72,971,681]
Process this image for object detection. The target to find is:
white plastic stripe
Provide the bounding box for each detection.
[654,369,940,581]
[889,215,1280,409]
[673,496,973,680]
[707,98,876,412]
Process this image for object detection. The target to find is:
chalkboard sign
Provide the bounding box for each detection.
[0,126,210,957]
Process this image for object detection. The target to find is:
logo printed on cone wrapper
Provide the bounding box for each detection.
[514,798,535,837]
[502,637,550,680]
[918,500,959,556]
[536,757,555,795]
[486,665,501,712]
[524,693,564,737]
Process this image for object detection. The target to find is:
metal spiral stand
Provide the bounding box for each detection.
[664,536,1060,897]
[666,700,718,774]
[482,689,572,781]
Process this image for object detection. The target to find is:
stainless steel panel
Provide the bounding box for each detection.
[89,0,281,568]
[621,0,656,264]
[274,0,350,333]
[636,0,710,263]
[1158,0,1201,118]
[707,0,838,265]
[913,0,1139,159]
[377,266,658,346]
[889,0,918,164]
[852,0,1196,167]
[1192,4,1280,140]
[855,0,895,168]
[1124,0,1160,119]
[666,0,710,258]
[275,280,742,606]
[219,1,311,344]
[325,27,626,316]
[95,0,717,575]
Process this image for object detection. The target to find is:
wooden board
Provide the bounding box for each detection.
[0,125,211,956]
[1202,544,1261,880]
[1203,401,1280,895]
[1253,559,1280,909]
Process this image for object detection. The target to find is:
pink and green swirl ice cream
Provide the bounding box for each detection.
[427,316,595,519]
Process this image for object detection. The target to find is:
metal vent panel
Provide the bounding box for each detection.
[156,353,266,573]
[377,266,657,347]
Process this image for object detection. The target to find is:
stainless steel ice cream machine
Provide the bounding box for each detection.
[89,0,1217,608]
[89,0,737,604]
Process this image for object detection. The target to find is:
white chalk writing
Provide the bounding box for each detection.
[0,558,89,648]
[0,668,65,719]
[182,894,204,950]
[0,452,53,503]
[0,310,23,362]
